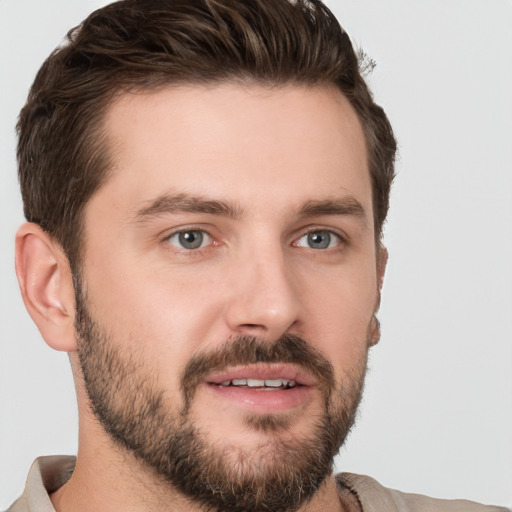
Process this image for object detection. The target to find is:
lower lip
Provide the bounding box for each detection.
[203,383,315,414]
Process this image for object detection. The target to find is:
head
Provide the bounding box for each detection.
[15,1,396,511]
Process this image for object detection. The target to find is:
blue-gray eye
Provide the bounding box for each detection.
[168,230,211,250]
[296,230,341,249]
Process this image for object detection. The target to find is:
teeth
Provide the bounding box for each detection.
[264,379,285,387]
[247,379,265,387]
[220,378,297,388]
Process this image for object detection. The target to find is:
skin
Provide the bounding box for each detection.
[16,83,386,512]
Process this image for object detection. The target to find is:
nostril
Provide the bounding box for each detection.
[238,323,268,332]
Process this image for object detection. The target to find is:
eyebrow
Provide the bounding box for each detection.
[132,192,368,226]
[298,197,368,226]
[132,193,241,222]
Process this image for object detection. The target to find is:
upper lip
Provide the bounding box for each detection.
[205,363,317,387]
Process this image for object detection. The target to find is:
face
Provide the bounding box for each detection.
[76,83,382,511]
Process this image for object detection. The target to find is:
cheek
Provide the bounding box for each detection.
[297,260,377,358]
[305,258,376,311]
[81,255,226,379]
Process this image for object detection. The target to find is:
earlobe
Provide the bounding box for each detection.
[368,315,381,346]
[15,223,77,352]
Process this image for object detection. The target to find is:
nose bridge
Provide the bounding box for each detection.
[224,235,301,339]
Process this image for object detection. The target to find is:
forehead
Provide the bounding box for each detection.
[93,83,371,221]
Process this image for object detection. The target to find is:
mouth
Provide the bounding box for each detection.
[202,363,317,414]
[216,378,297,390]
[206,362,315,387]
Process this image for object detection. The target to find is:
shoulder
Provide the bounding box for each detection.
[5,456,76,512]
[336,473,510,512]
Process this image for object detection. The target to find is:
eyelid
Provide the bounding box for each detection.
[163,226,216,251]
[292,227,346,249]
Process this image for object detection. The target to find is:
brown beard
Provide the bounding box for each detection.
[75,284,368,512]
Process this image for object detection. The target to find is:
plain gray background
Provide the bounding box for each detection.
[1,0,511,508]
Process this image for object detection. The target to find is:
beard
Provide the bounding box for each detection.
[75,285,368,512]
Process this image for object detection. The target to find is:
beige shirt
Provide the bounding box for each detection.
[6,456,510,512]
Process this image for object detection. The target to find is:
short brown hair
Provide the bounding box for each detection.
[17,0,396,268]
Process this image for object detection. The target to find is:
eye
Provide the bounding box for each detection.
[295,230,341,250]
[167,230,212,250]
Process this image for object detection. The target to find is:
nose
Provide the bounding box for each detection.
[223,244,302,340]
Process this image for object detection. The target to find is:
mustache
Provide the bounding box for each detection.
[180,334,335,409]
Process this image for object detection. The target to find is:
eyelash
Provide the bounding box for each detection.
[163,227,346,254]
[293,229,344,250]
[164,228,215,253]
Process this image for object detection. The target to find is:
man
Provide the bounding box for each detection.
[5,0,510,511]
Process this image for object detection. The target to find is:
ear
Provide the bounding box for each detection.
[15,223,77,352]
[376,245,388,300]
[369,245,388,346]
